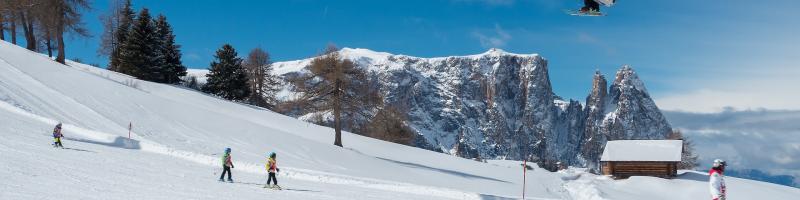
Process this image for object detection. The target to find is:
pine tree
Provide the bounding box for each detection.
[107,0,135,71]
[202,44,250,100]
[118,8,159,80]
[154,14,185,84]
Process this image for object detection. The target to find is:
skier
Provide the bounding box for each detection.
[52,123,64,148]
[264,152,281,189]
[570,0,616,16]
[709,159,727,200]
[580,0,601,13]
[219,148,234,182]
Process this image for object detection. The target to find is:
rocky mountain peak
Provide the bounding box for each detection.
[611,65,648,94]
[587,70,608,111]
[273,49,671,171]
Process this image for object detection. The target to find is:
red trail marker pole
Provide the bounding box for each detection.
[523,160,527,199]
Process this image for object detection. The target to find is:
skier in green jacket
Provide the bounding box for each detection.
[219,148,234,182]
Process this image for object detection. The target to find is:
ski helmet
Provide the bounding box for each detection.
[269,152,276,158]
[713,159,726,168]
[56,122,62,128]
[225,148,231,153]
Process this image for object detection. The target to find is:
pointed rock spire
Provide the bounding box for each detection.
[586,70,607,111]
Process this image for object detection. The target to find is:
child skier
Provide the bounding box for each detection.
[709,159,727,200]
[52,123,64,148]
[219,148,234,182]
[265,152,280,189]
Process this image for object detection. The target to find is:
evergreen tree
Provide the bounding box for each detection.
[154,14,185,84]
[104,0,135,71]
[118,8,159,80]
[202,44,250,100]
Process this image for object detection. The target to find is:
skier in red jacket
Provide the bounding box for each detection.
[709,159,727,200]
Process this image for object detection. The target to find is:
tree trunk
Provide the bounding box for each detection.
[333,80,343,147]
[19,11,36,51]
[46,34,53,58]
[10,15,17,44]
[25,12,36,50]
[0,14,5,41]
[56,28,65,64]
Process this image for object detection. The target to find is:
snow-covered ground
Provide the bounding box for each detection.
[1,41,798,199]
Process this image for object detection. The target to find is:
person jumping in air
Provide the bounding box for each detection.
[53,123,64,148]
[709,159,727,200]
[580,0,601,13]
[569,0,615,16]
[264,152,281,189]
[219,148,234,182]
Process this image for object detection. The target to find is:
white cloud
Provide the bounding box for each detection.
[664,110,800,177]
[472,24,512,48]
[654,65,800,113]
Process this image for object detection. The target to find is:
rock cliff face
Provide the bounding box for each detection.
[274,48,672,170]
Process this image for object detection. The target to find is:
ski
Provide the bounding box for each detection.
[563,9,606,16]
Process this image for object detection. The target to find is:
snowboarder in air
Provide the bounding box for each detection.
[264,152,280,189]
[52,123,64,148]
[709,159,727,200]
[219,148,234,182]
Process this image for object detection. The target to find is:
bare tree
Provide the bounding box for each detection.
[18,2,35,51]
[244,47,281,108]
[97,0,127,57]
[668,129,700,169]
[1,0,38,50]
[50,0,90,64]
[0,3,5,41]
[362,106,416,145]
[105,0,134,71]
[2,0,21,44]
[32,0,58,57]
[289,44,382,147]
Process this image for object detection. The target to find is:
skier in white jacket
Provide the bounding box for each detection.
[709,159,727,200]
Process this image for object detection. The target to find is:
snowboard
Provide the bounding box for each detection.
[564,9,605,16]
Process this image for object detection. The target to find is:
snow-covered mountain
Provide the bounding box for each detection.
[271,48,672,170]
[2,40,799,199]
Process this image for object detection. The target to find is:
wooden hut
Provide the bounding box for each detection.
[600,140,682,179]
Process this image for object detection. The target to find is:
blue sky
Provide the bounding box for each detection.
[57,0,800,112]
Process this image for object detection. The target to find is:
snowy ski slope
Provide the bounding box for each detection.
[1,40,798,199]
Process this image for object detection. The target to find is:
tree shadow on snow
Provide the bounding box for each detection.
[65,136,141,150]
[374,157,510,183]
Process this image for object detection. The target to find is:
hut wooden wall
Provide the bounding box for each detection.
[601,161,678,179]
